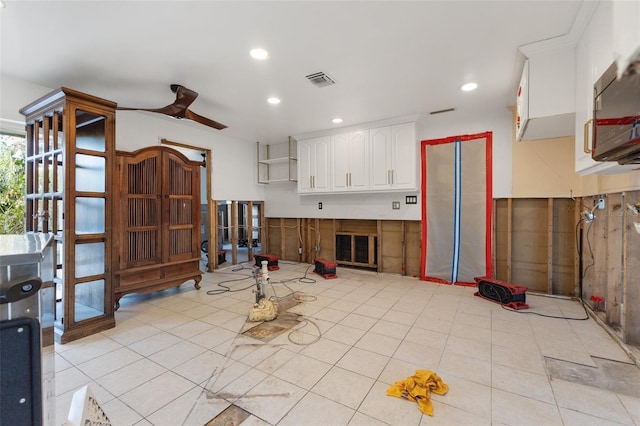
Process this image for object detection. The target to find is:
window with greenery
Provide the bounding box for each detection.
[0,133,26,234]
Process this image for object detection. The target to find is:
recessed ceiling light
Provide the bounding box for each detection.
[250,48,270,60]
[267,97,280,104]
[460,82,478,92]
[332,118,343,124]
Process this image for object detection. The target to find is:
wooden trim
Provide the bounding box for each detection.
[377,220,383,271]
[606,193,623,326]
[280,218,286,258]
[492,199,497,278]
[263,214,268,256]
[231,201,238,264]
[574,198,582,297]
[206,151,214,272]
[506,198,512,282]
[547,198,554,294]
[402,221,406,276]
[248,201,254,260]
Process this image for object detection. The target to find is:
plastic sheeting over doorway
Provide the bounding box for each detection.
[420,132,492,285]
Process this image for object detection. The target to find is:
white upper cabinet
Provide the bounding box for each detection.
[331,130,369,192]
[575,0,639,175]
[612,0,640,72]
[516,43,576,141]
[370,122,417,191]
[297,136,330,193]
[297,119,417,194]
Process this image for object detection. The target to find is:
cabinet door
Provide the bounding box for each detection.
[164,151,200,263]
[313,136,331,191]
[347,130,369,191]
[574,1,636,175]
[119,151,163,269]
[370,126,392,190]
[297,139,313,193]
[390,122,417,190]
[297,137,330,193]
[575,1,614,174]
[331,133,350,191]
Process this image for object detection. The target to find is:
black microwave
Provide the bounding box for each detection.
[592,61,640,164]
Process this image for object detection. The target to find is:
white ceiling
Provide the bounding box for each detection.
[1,1,588,143]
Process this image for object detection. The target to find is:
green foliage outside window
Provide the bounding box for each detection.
[0,134,26,234]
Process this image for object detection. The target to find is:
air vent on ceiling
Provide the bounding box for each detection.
[306,72,336,88]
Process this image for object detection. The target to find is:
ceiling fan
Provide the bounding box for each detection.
[117,84,227,130]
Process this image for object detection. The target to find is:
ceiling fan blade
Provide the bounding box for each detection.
[184,109,227,130]
[171,85,198,112]
[117,84,226,130]
[117,105,182,115]
[118,84,197,116]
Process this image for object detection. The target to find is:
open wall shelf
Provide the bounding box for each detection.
[257,137,297,184]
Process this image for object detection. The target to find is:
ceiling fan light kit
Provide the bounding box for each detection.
[117,84,227,130]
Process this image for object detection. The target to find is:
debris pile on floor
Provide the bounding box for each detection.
[386,369,448,416]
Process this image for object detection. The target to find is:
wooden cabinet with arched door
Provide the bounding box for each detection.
[112,146,202,309]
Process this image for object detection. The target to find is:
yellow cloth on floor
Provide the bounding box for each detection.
[386,369,448,416]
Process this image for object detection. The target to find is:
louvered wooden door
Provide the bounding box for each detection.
[113,146,202,308]
[164,151,199,263]
[119,149,163,269]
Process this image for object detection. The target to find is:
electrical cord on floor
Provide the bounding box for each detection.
[231,261,254,272]
[287,317,322,345]
[269,279,318,303]
[205,261,323,344]
[265,267,322,345]
[484,283,589,320]
[269,263,317,286]
[205,269,255,296]
[205,279,255,296]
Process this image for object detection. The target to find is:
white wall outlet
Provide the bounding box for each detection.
[392,201,400,210]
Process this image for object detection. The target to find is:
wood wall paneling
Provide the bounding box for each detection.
[552,198,577,295]
[605,193,623,325]
[494,199,509,280]
[404,221,421,277]
[511,199,549,293]
[623,190,640,345]
[494,197,576,296]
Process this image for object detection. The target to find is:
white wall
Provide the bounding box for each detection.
[2,74,513,215]
[0,74,52,131]
[0,74,264,202]
[418,107,513,199]
[115,112,264,201]
[265,108,513,219]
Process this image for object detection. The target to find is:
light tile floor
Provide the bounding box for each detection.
[54,263,640,426]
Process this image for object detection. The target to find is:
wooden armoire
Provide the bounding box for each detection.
[113,146,202,309]
[20,87,117,343]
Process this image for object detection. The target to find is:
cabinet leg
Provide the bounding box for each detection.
[194,275,202,290]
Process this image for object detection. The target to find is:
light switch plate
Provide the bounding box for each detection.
[406,195,418,204]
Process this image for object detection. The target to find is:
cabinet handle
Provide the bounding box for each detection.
[349,173,352,187]
[346,173,349,187]
[391,169,394,184]
[584,119,593,154]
